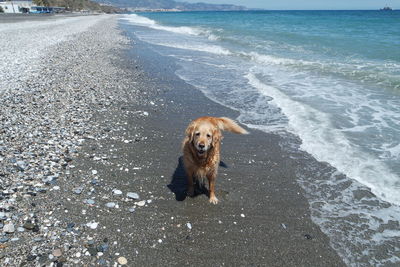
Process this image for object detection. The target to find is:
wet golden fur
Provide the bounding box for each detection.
[182,116,248,204]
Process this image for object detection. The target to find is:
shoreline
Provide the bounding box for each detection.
[109,22,345,266]
[0,15,345,266]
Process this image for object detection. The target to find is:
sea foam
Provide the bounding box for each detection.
[246,72,400,205]
[121,14,231,56]
[122,14,205,37]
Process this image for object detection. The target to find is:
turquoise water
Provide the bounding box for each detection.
[139,11,400,89]
[144,10,400,60]
[121,11,400,266]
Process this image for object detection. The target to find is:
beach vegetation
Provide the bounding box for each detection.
[33,0,51,7]
[33,0,122,13]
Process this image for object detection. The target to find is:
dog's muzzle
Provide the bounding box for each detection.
[196,143,207,155]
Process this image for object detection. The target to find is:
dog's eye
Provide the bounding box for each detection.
[195,132,200,136]
[207,134,211,138]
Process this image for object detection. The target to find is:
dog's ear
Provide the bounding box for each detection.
[212,128,222,147]
[185,123,196,143]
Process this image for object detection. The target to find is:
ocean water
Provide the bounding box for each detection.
[120,11,400,266]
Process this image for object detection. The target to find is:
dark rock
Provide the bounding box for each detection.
[27,255,37,261]
[304,234,313,240]
[51,158,60,163]
[23,222,35,230]
[97,243,109,252]
[33,224,40,232]
[87,247,97,256]
[38,255,47,264]
[36,188,47,193]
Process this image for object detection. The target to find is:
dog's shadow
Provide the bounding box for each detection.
[167,156,228,201]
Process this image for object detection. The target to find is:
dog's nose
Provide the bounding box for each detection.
[198,143,205,149]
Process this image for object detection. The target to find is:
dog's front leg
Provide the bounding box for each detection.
[207,174,218,204]
[187,172,195,197]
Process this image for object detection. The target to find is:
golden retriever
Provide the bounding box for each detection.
[182,116,248,204]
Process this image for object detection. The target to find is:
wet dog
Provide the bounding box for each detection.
[182,116,248,204]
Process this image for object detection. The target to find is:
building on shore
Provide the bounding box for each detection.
[0,0,65,13]
[0,0,32,13]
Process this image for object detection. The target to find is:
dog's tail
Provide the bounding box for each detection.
[217,117,249,134]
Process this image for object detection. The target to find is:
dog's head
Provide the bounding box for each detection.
[186,121,221,158]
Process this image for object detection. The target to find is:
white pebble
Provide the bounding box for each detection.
[117,256,127,265]
[113,189,122,195]
[86,222,98,229]
[135,200,146,207]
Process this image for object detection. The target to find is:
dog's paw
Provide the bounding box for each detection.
[209,196,219,204]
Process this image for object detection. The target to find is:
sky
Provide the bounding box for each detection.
[183,0,400,10]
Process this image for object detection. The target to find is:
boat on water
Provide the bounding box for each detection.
[380,6,393,11]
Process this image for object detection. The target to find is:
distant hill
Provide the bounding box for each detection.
[93,0,247,11]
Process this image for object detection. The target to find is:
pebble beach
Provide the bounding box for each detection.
[0,15,144,265]
[0,14,348,266]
